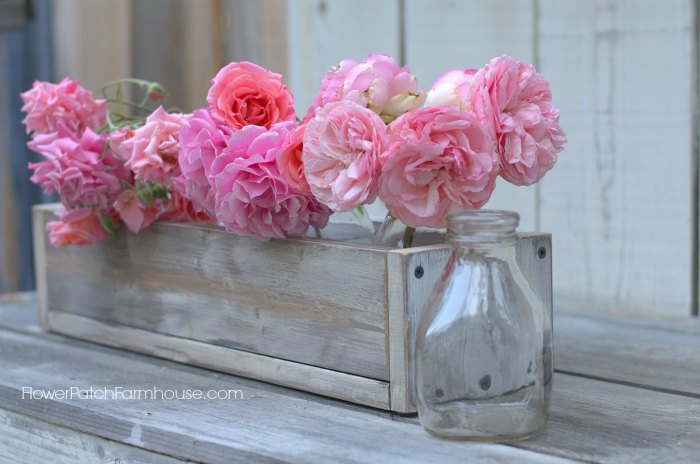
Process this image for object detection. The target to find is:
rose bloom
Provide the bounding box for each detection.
[274,122,311,196]
[302,100,388,211]
[160,190,216,224]
[210,123,332,241]
[424,69,476,110]
[46,207,110,247]
[113,189,161,234]
[308,54,425,122]
[28,127,130,210]
[379,106,498,229]
[207,61,296,130]
[469,55,566,186]
[117,106,191,186]
[177,108,233,216]
[21,78,106,136]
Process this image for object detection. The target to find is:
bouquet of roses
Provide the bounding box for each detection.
[22,54,565,246]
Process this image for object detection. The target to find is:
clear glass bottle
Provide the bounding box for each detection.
[309,206,376,243]
[415,210,552,440]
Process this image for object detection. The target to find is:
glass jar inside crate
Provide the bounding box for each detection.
[415,210,552,440]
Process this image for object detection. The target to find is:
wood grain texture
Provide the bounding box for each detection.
[0,409,187,464]
[47,309,390,410]
[537,0,697,317]
[555,312,700,397]
[38,207,390,381]
[0,325,576,464]
[387,235,552,412]
[404,0,539,231]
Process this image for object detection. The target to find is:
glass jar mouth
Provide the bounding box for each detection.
[446,210,519,247]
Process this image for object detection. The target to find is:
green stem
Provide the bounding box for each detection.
[402,226,415,249]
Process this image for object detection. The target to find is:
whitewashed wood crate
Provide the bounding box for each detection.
[32,204,551,413]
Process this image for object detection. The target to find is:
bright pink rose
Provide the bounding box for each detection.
[113,190,160,234]
[274,122,311,196]
[119,106,191,186]
[469,55,566,186]
[28,127,130,209]
[46,207,110,247]
[379,106,498,229]
[302,101,388,211]
[207,61,296,130]
[210,123,332,241]
[20,78,106,136]
[160,190,217,224]
[177,108,233,215]
[308,54,425,122]
[424,69,476,110]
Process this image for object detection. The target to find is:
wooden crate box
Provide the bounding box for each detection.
[32,204,552,413]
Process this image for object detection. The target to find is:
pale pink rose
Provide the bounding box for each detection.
[120,106,191,186]
[469,55,566,186]
[274,122,311,196]
[303,101,388,212]
[20,78,106,136]
[113,190,160,234]
[108,127,134,162]
[308,54,425,122]
[379,106,498,229]
[46,207,110,247]
[28,127,130,209]
[160,190,217,224]
[210,123,332,241]
[207,61,296,130]
[424,69,477,110]
[177,108,233,215]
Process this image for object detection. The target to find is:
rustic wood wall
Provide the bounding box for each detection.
[4,0,698,318]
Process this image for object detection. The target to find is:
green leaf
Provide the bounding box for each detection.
[116,83,124,117]
[97,210,116,236]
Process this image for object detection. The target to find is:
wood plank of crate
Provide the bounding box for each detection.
[387,234,552,412]
[34,205,390,382]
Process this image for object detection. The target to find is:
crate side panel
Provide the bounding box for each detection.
[42,215,389,380]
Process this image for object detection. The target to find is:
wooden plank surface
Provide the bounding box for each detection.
[3,295,700,462]
[0,409,187,464]
[537,0,697,317]
[37,207,389,381]
[555,312,700,397]
[0,325,574,464]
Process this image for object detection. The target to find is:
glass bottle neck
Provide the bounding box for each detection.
[446,210,519,250]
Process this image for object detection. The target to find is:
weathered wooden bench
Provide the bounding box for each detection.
[0,292,699,463]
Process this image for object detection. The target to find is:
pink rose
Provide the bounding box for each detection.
[177,108,233,216]
[160,190,217,224]
[113,190,160,234]
[302,101,388,211]
[274,122,311,196]
[379,106,498,229]
[28,127,130,209]
[20,78,106,136]
[469,55,566,186]
[207,61,296,130]
[309,54,425,122]
[119,106,191,186]
[46,207,110,247]
[210,123,332,240]
[424,69,477,110]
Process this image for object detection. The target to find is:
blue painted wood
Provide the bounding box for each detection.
[0,0,53,292]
